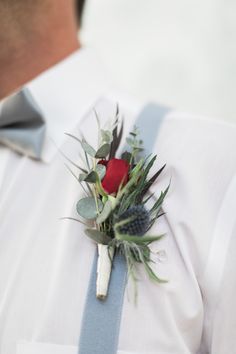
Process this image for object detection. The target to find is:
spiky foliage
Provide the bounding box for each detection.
[63,106,170,299]
[117,205,150,236]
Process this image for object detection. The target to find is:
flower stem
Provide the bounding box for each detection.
[96,244,115,299]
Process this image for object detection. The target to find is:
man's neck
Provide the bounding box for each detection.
[0,4,80,99]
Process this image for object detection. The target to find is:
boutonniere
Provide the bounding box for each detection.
[63,107,169,300]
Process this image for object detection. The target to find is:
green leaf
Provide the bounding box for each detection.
[116,233,165,244]
[96,200,113,224]
[129,126,139,137]
[107,195,117,209]
[150,183,170,215]
[81,140,96,157]
[60,216,88,226]
[96,164,106,180]
[84,171,97,183]
[139,155,157,186]
[115,159,144,204]
[76,197,103,220]
[126,137,134,146]
[143,261,168,283]
[130,132,137,137]
[121,151,132,163]
[137,164,166,202]
[122,155,156,205]
[96,178,108,197]
[85,229,111,244]
[109,113,123,159]
[101,130,113,144]
[95,143,110,158]
[80,166,106,184]
[79,173,87,182]
[129,243,151,263]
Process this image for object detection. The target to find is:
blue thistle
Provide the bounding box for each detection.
[118,205,150,236]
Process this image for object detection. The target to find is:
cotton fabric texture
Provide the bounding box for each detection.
[0,48,236,354]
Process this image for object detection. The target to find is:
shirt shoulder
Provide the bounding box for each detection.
[151,109,236,276]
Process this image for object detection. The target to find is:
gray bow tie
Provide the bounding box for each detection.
[0,88,46,160]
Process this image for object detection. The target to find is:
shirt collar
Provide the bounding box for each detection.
[25,47,111,163]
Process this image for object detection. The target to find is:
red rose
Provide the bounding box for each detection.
[99,158,130,194]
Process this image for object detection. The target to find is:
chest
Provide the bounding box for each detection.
[0,106,204,354]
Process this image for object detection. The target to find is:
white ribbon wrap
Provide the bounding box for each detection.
[96,244,115,299]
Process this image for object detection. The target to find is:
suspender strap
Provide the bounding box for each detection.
[79,103,170,354]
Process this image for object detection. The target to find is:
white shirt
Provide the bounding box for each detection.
[0,48,236,354]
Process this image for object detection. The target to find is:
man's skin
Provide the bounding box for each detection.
[0,0,80,99]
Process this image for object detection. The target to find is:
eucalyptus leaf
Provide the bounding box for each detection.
[85,229,111,245]
[79,173,87,182]
[126,137,134,147]
[130,132,137,137]
[81,140,96,157]
[96,200,113,224]
[132,146,143,151]
[76,197,103,220]
[95,143,110,158]
[101,130,112,144]
[84,171,97,183]
[96,164,106,180]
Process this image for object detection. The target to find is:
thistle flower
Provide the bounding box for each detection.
[118,205,150,236]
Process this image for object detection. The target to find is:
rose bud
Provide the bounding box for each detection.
[99,158,130,195]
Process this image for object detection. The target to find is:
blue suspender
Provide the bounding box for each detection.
[79,103,170,354]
